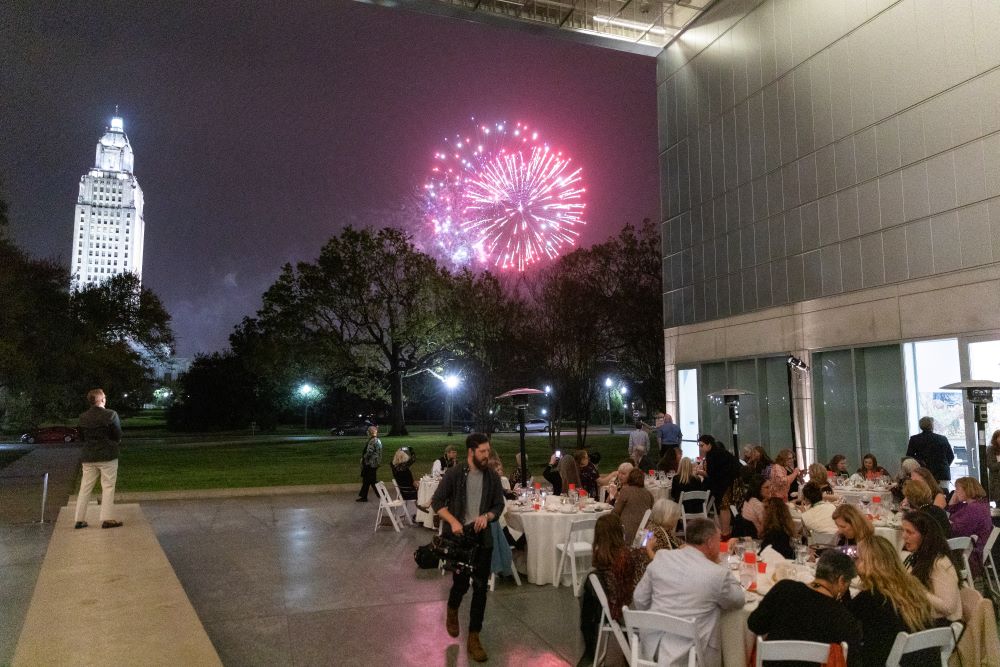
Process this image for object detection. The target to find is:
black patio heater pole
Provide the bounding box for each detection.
[727,397,740,458]
[517,404,528,486]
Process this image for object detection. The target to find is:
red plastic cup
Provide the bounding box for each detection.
[720,539,729,554]
[578,489,587,498]
[872,496,881,503]
[649,469,655,476]
[743,551,756,564]
[534,482,541,490]
[827,471,835,478]
[568,483,576,491]
[757,561,767,574]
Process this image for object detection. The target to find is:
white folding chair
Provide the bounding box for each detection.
[982,527,1000,597]
[500,476,511,492]
[884,622,961,667]
[630,508,653,547]
[554,517,598,596]
[754,638,847,666]
[622,606,699,667]
[948,536,975,588]
[488,505,522,591]
[391,478,417,520]
[599,486,608,503]
[677,491,712,537]
[590,574,630,667]
[374,481,410,532]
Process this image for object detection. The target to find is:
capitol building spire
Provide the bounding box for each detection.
[70,111,146,286]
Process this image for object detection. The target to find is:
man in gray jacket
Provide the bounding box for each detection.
[73,388,123,529]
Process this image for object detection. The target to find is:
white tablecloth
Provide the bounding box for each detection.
[503,503,611,585]
[416,477,440,529]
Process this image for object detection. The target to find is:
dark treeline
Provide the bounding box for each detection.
[168,220,664,447]
[0,194,174,430]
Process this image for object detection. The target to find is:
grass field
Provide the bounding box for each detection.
[116,432,633,492]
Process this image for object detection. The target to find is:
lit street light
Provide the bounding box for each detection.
[298,383,317,430]
[443,374,461,436]
[621,386,628,426]
[604,377,615,435]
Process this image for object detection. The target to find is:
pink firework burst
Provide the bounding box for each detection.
[421,120,586,271]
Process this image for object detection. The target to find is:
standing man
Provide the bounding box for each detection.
[73,388,123,529]
[632,518,744,665]
[431,433,505,663]
[356,425,382,502]
[906,416,955,485]
[628,425,650,459]
[650,412,682,459]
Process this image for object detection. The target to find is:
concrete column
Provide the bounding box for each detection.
[789,349,815,467]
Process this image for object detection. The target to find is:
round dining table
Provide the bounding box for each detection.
[503,501,612,585]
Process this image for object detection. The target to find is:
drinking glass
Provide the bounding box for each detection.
[795,544,809,565]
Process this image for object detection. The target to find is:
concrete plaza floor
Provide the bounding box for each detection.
[142,492,584,666]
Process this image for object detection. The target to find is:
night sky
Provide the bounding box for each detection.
[1,1,659,357]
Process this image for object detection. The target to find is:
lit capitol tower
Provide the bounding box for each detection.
[70,111,145,286]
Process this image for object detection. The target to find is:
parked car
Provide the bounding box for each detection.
[329,420,374,436]
[20,426,80,444]
[521,418,550,433]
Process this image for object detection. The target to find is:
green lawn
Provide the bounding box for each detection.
[116,432,633,492]
[0,449,28,470]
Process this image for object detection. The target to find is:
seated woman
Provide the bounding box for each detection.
[901,510,962,622]
[642,498,682,557]
[827,454,850,480]
[630,444,655,475]
[947,476,993,576]
[911,467,948,508]
[599,462,634,504]
[742,445,773,479]
[832,503,874,547]
[799,482,838,538]
[857,453,889,480]
[655,446,680,474]
[669,457,707,513]
[903,479,951,539]
[805,462,837,502]
[579,513,647,666]
[542,453,563,495]
[758,497,798,560]
[765,449,801,501]
[614,468,655,544]
[390,447,418,519]
[580,450,601,499]
[509,452,530,488]
[848,536,935,666]
[740,477,770,538]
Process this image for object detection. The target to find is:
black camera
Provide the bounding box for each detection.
[430,529,480,575]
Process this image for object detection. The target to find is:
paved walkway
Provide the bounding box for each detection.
[143,492,582,666]
[13,504,221,667]
[0,446,81,664]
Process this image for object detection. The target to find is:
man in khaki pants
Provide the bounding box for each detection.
[73,388,123,529]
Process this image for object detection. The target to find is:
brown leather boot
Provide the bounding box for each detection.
[446,606,459,638]
[467,632,487,662]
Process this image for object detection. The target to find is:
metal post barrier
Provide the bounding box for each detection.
[39,472,49,524]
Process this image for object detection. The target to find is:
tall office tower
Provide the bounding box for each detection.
[70,113,145,286]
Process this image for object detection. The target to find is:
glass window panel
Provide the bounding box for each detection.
[855,345,908,473]
[813,349,859,468]
[700,362,730,449]
[969,339,1000,443]
[678,368,700,461]
[728,359,761,448]
[761,357,794,452]
[903,339,965,477]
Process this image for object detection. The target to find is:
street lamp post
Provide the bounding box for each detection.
[298,384,316,431]
[604,377,615,435]
[621,386,629,426]
[544,385,553,448]
[443,374,460,436]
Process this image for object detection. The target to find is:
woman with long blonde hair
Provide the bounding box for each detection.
[847,536,934,666]
[669,457,706,513]
[831,503,874,546]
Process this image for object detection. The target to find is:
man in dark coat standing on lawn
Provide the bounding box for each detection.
[906,416,955,485]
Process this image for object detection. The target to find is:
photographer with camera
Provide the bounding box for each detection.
[431,433,505,662]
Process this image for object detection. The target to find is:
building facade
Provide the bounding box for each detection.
[657,0,1000,479]
[70,114,146,286]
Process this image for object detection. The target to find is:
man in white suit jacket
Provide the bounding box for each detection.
[632,518,745,666]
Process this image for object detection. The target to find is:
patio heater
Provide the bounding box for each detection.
[941,380,1000,492]
[786,355,810,466]
[496,387,545,488]
[707,388,753,457]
